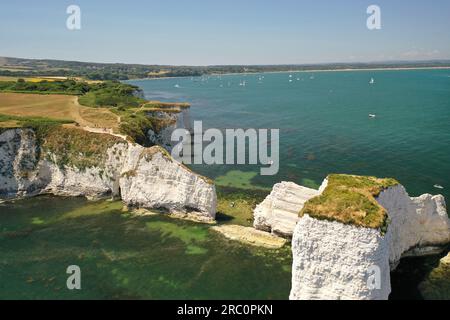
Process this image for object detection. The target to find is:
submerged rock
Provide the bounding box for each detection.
[0,127,216,220]
[212,225,287,249]
[290,215,391,300]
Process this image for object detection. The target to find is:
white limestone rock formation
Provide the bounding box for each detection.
[377,185,450,266]
[290,215,392,300]
[419,251,450,300]
[253,180,327,238]
[0,128,216,221]
[119,147,216,221]
[287,176,450,300]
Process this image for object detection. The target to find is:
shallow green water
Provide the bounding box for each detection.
[130,69,450,201]
[1,196,446,300]
[0,197,291,299]
[1,69,449,299]
[130,70,450,300]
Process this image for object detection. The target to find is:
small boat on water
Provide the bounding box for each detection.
[369,78,375,84]
[369,114,376,118]
[174,84,180,88]
[434,184,444,190]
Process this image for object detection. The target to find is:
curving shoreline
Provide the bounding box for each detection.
[131,66,450,81]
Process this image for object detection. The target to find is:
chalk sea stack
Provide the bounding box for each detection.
[254,174,450,300]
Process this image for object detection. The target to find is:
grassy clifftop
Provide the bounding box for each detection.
[300,174,399,231]
[0,124,124,171]
[0,79,143,106]
[0,78,191,146]
[41,126,125,170]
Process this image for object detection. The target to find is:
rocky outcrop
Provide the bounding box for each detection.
[440,252,450,265]
[0,127,216,221]
[212,225,287,249]
[283,175,450,300]
[253,181,325,238]
[377,185,450,268]
[146,108,192,151]
[419,252,450,300]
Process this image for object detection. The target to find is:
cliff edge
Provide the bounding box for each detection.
[289,174,450,300]
[253,174,450,300]
[0,127,216,221]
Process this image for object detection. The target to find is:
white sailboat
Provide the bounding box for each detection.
[369,78,375,84]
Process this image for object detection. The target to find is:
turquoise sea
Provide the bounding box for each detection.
[0,69,449,300]
[131,69,450,201]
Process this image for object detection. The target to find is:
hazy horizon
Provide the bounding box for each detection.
[1,0,450,65]
[3,55,450,68]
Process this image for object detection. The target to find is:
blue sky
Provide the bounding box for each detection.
[1,0,449,65]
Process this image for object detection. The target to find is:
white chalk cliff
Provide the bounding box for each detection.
[289,179,450,300]
[377,185,450,266]
[290,214,392,300]
[253,181,326,238]
[0,128,216,220]
[254,177,450,300]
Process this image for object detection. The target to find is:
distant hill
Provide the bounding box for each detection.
[1,56,449,80]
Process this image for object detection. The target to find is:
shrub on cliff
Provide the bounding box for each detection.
[78,81,144,108]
